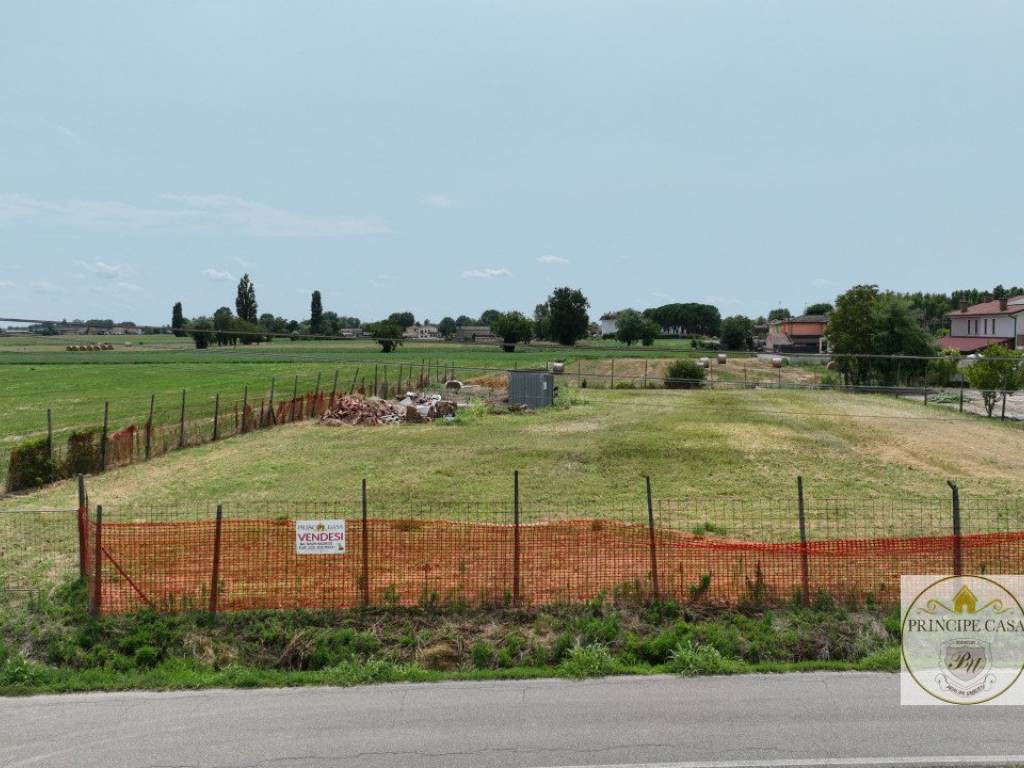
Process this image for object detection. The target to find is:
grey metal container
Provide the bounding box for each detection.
[507,369,555,408]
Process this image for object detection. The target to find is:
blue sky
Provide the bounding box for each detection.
[1,2,1022,326]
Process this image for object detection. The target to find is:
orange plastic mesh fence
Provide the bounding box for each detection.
[80,497,1024,614]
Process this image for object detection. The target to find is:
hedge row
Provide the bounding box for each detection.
[5,429,102,493]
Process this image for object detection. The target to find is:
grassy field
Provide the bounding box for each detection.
[0,336,717,450]
[6,387,1024,514]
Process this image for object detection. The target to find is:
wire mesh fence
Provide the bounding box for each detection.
[8,486,1008,615]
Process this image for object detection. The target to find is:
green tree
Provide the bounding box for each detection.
[533,303,551,341]
[171,302,186,337]
[490,311,533,351]
[964,344,1024,416]
[310,291,324,335]
[826,285,882,385]
[366,320,404,352]
[767,308,791,322]
[803,303,833,316]
[827,285,935,385]
[665,359,705,389]
[455,315,476,327]
[544,287,590,346]
[720,315,755,351]
[213,306,236,346]
[387,312,415,329]
[869,295,934,384]
[479,309,501,326]
[438,317,457,339]
[615,309,658,346]
[235,274,258,323]
[188,317,214,349]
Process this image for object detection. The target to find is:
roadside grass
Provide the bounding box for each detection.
[0,581,900,695]
[5,388,1024,517]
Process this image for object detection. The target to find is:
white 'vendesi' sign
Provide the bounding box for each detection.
[295,520,346,555]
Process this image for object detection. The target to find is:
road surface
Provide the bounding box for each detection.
[2,672,1023,768]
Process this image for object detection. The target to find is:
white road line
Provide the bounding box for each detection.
[539,757,1024,768]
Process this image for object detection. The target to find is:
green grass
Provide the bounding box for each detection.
[0,582,899,694]
[6,387,1024,514]
[0,337,704,450]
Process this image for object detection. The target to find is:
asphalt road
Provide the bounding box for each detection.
[3,673,1024,768]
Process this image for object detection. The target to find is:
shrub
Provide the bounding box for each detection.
[6,436,57,492]
[65,429,103,475]
[665,359,705,389]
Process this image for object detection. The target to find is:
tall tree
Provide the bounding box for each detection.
[171,302,186,337]
[310,290,324,335]
[720,315,755,351]
[235,274,258,323]
[438,317,457,339]
[490,311,533,351]
[615,309,659,346]
[803,303,833,316]
[965,344,1024,416]
[387,311,415,329]
[478,309,501,325]
[767,308,792,322]
[544,287,590,346]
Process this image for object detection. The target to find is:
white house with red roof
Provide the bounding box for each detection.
[939,296,1024,353]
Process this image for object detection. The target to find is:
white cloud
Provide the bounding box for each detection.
[812,277,840,287]
[202,268,234,282]
[0,281,14,288]
[234,256,257,269]
[425,194,453,208]
[0,193,388,238]
[115,281,144,293]
[537,255,569,264]
[161,194,388,237]
[77,260,132,279]
[461,267,512,280]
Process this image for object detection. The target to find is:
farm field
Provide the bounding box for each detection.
[0,336,712,449]
[6,387,1024,514]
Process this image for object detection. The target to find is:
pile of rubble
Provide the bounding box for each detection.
[320,393,457,427]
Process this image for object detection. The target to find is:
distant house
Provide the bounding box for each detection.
[599,312,619,335]
[59,323,90,335]
[765,314,829,354]
[938,296,1024,353]
[404,324,440,340]
[455,325,498,343]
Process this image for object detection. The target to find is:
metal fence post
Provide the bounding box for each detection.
[373,365,379,397]
[77,474,87,579]
[209,504,223,614]
[213,393,221,440]
[642,360,648,390]
[1001,392,1007,421]
[948,480,962,576]
[145,394,155,460]
[330,369,339,405]
[46,408,53,463]
[291,375,299,421]
[610,358,615,389]
[645,476,660,599]
[959,378,964,413]
[99,401,109,470]
[797,476,810,606]
[91,504,103,616]
[513,470,521,606]
[361,479,370,606]
[178,389,187,448]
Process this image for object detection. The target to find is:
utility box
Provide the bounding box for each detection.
[508,369,555,408]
